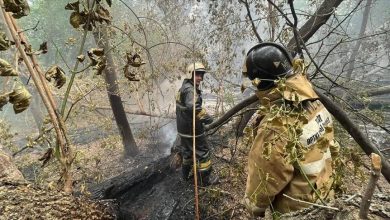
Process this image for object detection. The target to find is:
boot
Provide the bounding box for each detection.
[181,164,192,181]
[203,173,219,186]
[199,170,219,186]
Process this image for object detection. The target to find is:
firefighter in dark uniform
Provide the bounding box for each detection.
[176,62,218,186]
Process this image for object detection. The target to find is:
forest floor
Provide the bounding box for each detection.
[5,120,390,220]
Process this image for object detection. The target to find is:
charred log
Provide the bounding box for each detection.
[89,155,195,219]
[90,155,173,200]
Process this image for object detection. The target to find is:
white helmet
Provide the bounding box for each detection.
[185,62,206,79]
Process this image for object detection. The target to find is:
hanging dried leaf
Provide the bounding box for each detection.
[0,59,18,76]
[38,148,53,167]
[123,64,140,81]
[0,93,9,110]
[77,54,85,62]
[94,4,112,24]
[9,85,31,114]
[66,0,112,30]
[45,65,66,89]
[4,0,30,19]
[39,41,48,54]
[64,1,80,12]
[89,48,104,56]
[87,48,103,65]
[106,0,112,7]
[87,48,106,75]
[69,12,85,29]
[0,32,11,51]
[125,51,146,67]
[93,57,106,75]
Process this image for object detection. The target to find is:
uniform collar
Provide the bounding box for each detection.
[183,78,201,91]
[255,72,318,105]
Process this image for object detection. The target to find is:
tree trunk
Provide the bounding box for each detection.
[93,25,139,157]
[364,85,390,97]
[344,0,372,81]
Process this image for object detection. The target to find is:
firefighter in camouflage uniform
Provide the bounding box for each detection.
[176,62,218,186]
[242,43,339,216]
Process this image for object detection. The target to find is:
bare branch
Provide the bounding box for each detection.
[239,0,262,43]
[307,0,364,46]
[287,0,345,51]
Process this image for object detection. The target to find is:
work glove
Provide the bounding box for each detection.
[197,108,213,125]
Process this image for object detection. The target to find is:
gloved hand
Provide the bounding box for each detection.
[197,108,213,125]
[201,114,213,125]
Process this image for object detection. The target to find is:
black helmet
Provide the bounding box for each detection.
[245,42,293,90]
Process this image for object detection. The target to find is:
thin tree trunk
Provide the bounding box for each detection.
[364,85,390,97]
[0,15,43,130]
[0,4,72,192]
[359,153,381,219]
[344,0,372,81]
[93,25,138,157]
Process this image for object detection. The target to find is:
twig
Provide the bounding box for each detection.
[288,0,303,58]
[359,153,382,219]
[307,0,364,46]
[283,194,339,211]
[311,39,343,80]
[18,20,40,33]
[239,0,262,43]
[64,86,96,121]
[204,203,241,220]
[345,193,359,202]
[199,186,232,196]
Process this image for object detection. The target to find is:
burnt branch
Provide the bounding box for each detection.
[204,95,258,131]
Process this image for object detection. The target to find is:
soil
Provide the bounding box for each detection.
[4,123,390,219]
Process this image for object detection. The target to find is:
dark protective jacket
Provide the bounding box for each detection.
[176,79,213,136]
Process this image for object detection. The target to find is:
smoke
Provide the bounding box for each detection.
[155,120,177,156]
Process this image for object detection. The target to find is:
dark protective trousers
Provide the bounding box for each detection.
[179,135,212,184]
